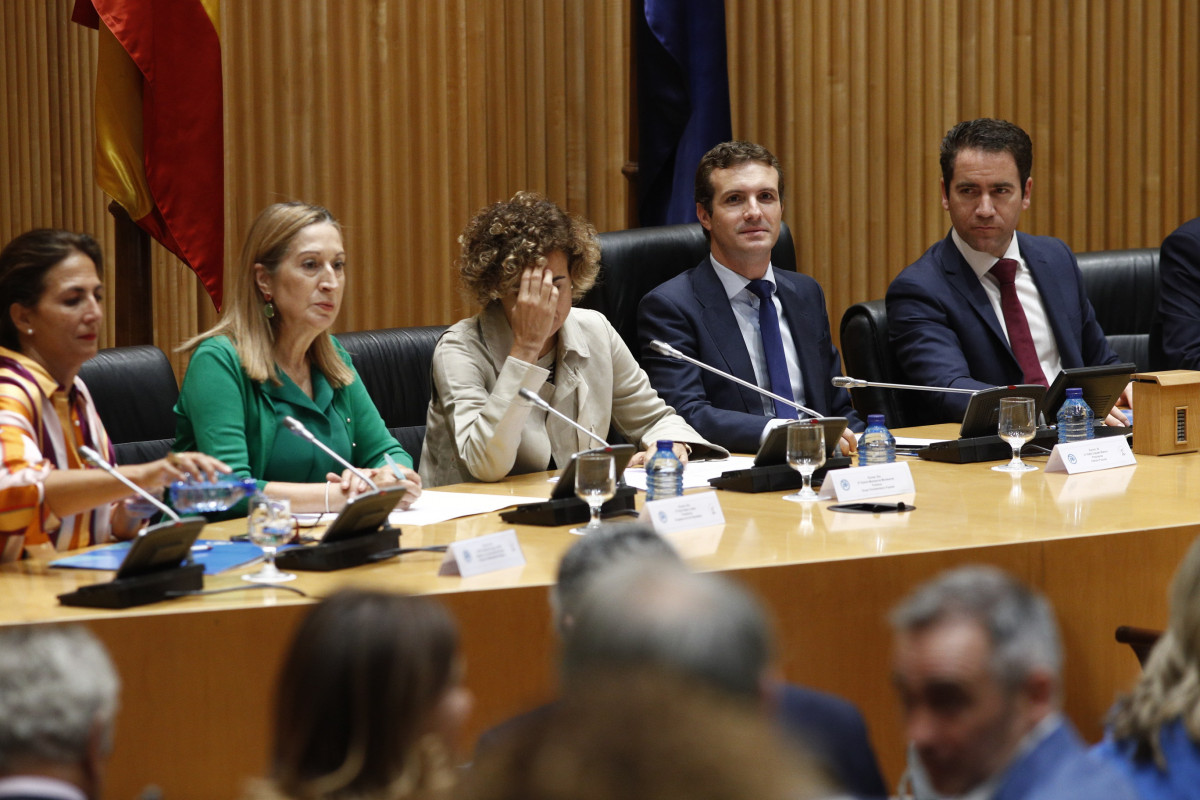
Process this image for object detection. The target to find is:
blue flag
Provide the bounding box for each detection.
[637,0,733,227]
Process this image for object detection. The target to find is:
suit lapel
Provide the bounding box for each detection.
[940,233,1013,356]
[1018,233,1076,366]
[691,262,762,413]
[774,273,824,413]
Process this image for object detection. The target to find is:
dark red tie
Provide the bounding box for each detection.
[989,258,1047,387]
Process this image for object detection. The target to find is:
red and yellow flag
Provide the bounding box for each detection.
[73,0,225,309]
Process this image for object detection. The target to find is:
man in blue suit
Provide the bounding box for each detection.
[478,524,889,799]
[638,140,861,454]
[1158,215,1200,369]
[890,566,1138,800]
[886,119,1129,425]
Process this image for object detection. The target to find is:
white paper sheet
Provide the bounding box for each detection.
[622,456,755,491]
[294,489,545,528]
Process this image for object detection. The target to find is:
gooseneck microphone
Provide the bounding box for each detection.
[282,416,380,492]
[831,375,977,394]
[79,445,181,522]
[518,387,609,447]
[649,340,823,419]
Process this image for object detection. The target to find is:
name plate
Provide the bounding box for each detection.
[1045,437,1136,474]
[438,528,526,577]
[643,491,725,534]
[818,462,915,501]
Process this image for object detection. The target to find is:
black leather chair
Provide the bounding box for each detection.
[1076,247,1164,372]
[336,325,447,471]
[77,345,179,465]
[838,247,1166,426]
[580,222,797,355]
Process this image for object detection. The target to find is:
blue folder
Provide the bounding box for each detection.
[52,539,263,576]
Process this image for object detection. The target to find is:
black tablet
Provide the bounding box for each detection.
[319,485,406,543]
[1043,362,1135,421]
[114,516,206,580]
[552,444,638,500]
[754,417,849,467]
[957,385,1047,438]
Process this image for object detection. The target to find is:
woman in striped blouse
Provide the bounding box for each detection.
[0,229,226,561]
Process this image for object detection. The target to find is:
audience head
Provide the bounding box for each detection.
[457,668,827,800]
[551,522,681,634]
[0,624,120,798]
[562,560,775,701]
[693,140,785,216]
[267,589,470,800]
[456,191,599,307]
[940,118,1033,196]
[1108,534,1200,765]
[889,565,1062,796]
[0,229,105,379]
[193,201,352,386]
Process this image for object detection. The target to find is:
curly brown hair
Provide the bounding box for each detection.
[457,191,600,306]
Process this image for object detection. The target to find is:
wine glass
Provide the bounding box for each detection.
[784,421,826,502]
[993,396,1038,473]
[570,452,616,534]
[243,495,297,583]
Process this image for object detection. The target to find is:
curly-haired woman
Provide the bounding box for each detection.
[420,192,725,486]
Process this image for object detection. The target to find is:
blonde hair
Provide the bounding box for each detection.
[181,202,354,388]
[456,191,600,307]
[1108,535,1200,766]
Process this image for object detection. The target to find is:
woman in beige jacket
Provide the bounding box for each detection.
[420,192,726,487]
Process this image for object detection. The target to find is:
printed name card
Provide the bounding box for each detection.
[818,462,916,501]
[1044,437,1136,474]
[643,491,725,534]
[438,529,525,577]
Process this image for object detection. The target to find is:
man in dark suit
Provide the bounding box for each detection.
[886,118,1129,424]
[638,140,861,454]
[477,524,889,799]
[0,625,120,800]
[1158,216,1200,369]
[890,565,1138,800]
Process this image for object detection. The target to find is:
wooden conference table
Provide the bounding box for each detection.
[2,424,1198,800]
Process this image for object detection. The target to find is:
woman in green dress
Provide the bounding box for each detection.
[174,202,420,517]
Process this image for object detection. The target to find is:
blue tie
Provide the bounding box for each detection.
[746,279,798,419]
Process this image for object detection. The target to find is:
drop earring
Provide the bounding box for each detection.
[262,295,275,319]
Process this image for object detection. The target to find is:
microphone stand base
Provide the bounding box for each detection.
[58,563,205,609]
[501,486,638,527]
[709,458,852,493]
[276,527,400,572]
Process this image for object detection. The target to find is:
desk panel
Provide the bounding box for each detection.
[2,429,1194,799]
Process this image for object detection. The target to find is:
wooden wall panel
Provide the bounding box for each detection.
[726,0,1200,335]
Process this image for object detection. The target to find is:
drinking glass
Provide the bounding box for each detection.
[784,421,826,502]
[243,495,297,583]
[571,452,616,534]
[993,397,1038,473]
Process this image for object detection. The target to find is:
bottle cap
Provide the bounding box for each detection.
[867,414,886,425]
[1066,387,1083,399]
[656,440,674,450]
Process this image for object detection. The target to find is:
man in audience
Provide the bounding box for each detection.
[886,118,1130,424]
[638,140,860,454]
[889,565,1137,800]
[558,538,888,798]
[1157,215,1200,369]
[0,625,121,800]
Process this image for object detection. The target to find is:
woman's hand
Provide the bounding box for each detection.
[507,265,559,362]
[124,452,231,494]
[629,443,690,469]
[325,465,423,510]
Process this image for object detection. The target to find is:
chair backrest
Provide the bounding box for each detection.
[1076,247,1164,372]
[838,300,915,427]
[336,325,447,471]
[580,222,797,355]
[77,345,179,465]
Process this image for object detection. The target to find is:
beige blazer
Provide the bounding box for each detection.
[420,304,727,487]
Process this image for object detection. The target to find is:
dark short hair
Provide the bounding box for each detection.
[0,229,104,351]
[270,589,460,798]
[940,119,1033,195]
[694,140,785,215]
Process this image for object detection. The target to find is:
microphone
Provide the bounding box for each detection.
[79,445,181,523]
[832,375,977,394]
[649,340,823,419]
[518,387,609,447]
[282,416,379,492]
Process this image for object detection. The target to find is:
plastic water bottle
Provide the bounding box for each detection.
[645,440,684,501]
[170,476,259,514]
[1056,387,1095,443]
[857,414,897,466]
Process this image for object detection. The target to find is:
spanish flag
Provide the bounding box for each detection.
[72,0,225,309]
